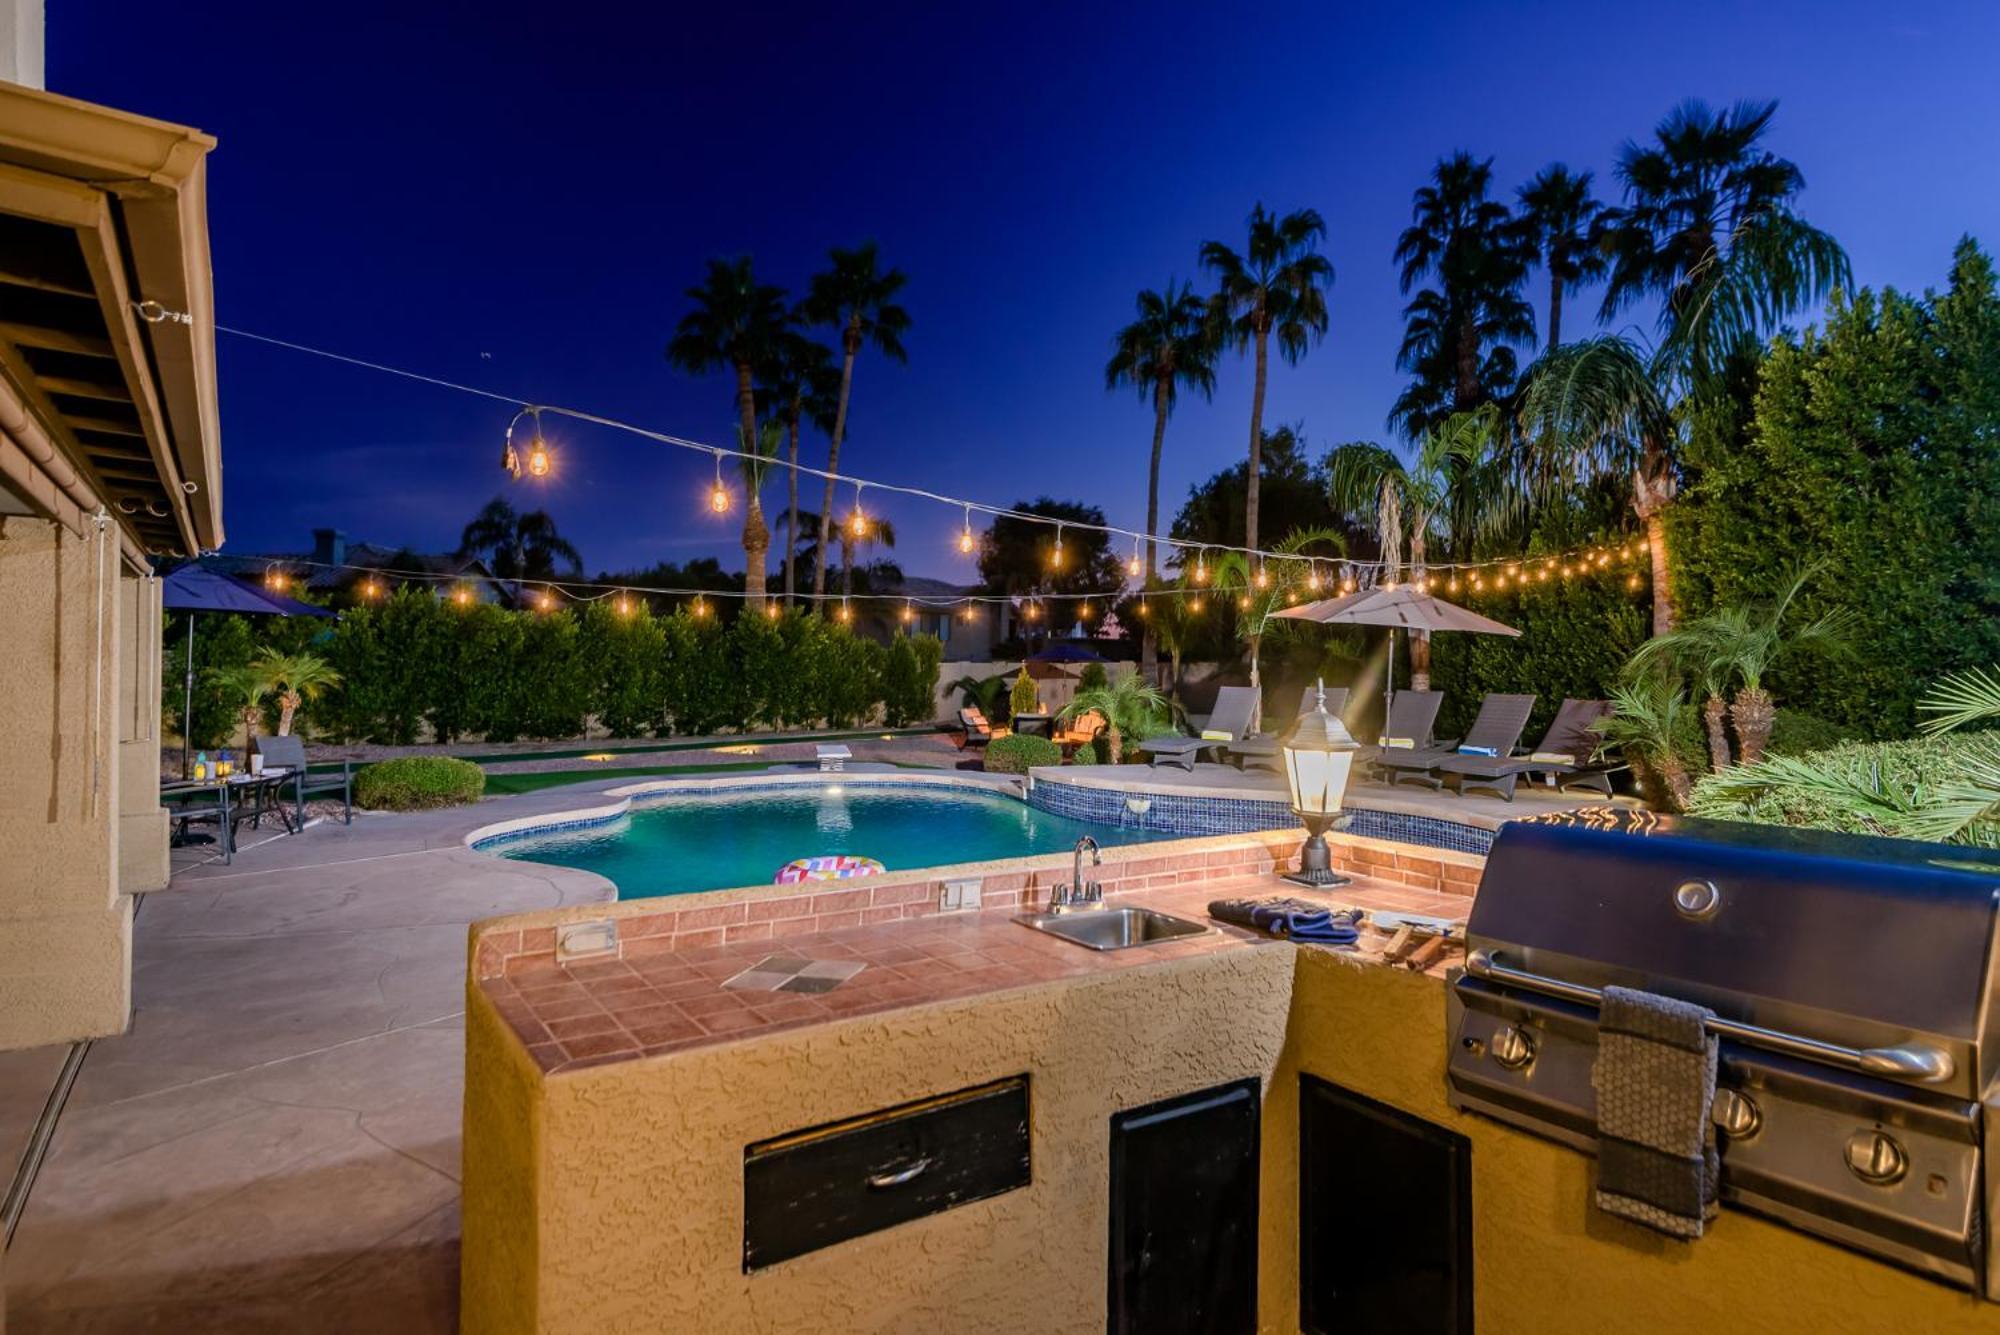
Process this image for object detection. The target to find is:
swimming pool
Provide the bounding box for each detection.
[486,783,1175,899]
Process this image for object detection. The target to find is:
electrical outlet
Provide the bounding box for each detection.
[557,918,619,963]
[939,879,983,912]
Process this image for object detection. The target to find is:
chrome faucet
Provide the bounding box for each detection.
[1050,836,1103,913]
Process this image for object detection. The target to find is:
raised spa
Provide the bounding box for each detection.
[484,783,1176,899]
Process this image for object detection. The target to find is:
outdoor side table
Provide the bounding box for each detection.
[816,744,852,773]
[1011,713,1053,738]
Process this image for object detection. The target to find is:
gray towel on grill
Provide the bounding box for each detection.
[1590,985,1720,1239]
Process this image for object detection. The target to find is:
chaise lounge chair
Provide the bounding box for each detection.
[1374,693,1537,791]
[1434,697,1617,800]
[251,734,353,827]
[1227,687,1350,773]
[1138,684,1260,772]
[1351,690,1445,773]
[957,706,997,750]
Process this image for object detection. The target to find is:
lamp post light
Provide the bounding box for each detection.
[1280,679,1358,887]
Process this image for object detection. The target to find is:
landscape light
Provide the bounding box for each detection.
[1280,680,1358,888]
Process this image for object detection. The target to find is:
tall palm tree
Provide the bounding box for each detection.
[734,421,783,603]
[804,242,910,600]
[1201,204,1335,557]
[456,498,584,581]
[668,256,788,606]
[1597,99,1849,389]
[1391,153,1535,439]
[1105,279,1219,680]
[1514,101,1849,636]
[1516,164,1606,349]
[758,326,839,606]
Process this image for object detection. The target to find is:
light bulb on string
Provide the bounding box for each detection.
[1307,564,1321,593]
[958,505,976,555]
[1126,536,1142,579]
[838,597,853,624]
[708,452,730,514]
[1255,565,1270,590]
[901,600,914,624]
[766,600,780,620]
[692,596,708,618]
[616,594,631,617]
[1079,601,1092,621]
[1189,594,1204,614]
[1025,600,1040,622]
[1627,574,1642,592]
[1237,595,1251,610]
[524,411,552,480]
[1051,524,1065,570]
[1138,599,1150,618]
[961,603,976,623]
[539,589,555,612]
[1194,549,1208,584]
[848,483,868,539]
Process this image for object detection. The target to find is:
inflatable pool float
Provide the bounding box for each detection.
[774,855,887,885]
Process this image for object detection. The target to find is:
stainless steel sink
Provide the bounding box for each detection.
[1013,906,1211,951]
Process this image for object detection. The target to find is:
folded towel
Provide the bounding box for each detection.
[1591,985,1720,1239]
[1382,736,1415,749]
[1529,751,1577,764]
[1207,898,1360,944]
[1199,729,1233,742]
[1456,744,1500,756]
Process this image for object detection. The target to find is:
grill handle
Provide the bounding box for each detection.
[1465,950,1956,1085]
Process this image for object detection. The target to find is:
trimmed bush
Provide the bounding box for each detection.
[984,733,1061,774]
[354,756,486,810]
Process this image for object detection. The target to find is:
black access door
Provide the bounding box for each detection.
[1299,1074,1473,1334]
[1107,1078,1260,1335]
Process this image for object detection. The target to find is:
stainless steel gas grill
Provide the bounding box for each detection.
[1446,808,2000,1294]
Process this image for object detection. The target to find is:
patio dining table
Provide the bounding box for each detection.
[161,769,298,864]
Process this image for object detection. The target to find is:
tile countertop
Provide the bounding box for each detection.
[480,874,1472,1076]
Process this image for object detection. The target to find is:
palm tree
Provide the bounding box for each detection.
[209,662,274,755]
[1598,99,1850,391]
[456,498,584,581]
[1201,204,1335,556]
[1516,164,1606,349]
[757,327,839,606]
[668,256,788,606]
[1593,674,1699,810]
[1209,528,1344,703]
[1105,279,1219,681]
[254,649,341,736]
[1630,567,1849,764]
[1326,410,1496,689]
[1391,153,1535,439]
[734,421,783,603]
[1059,674,1171,764]
[804,242,910,600]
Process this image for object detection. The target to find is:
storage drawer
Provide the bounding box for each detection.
[743,1075,1031,1270]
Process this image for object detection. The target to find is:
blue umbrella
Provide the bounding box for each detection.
[164,564,336,778]
[1026,642,1105,664]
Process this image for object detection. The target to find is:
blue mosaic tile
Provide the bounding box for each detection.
[1026,779,1495,854]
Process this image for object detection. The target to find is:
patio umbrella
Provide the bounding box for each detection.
[1027,642,1106,663]
[162,564,336,778]
[1269,585,1518,715]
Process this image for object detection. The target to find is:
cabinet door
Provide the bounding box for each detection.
[1299,1074,1472,1335]
[1107,1078,1260,1335]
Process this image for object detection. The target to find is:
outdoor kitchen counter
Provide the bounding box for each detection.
[473,873,1466,1075]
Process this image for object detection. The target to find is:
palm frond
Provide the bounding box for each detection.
[1919,667,2000,736]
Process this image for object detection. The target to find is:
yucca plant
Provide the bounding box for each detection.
[1059,675,1171,764]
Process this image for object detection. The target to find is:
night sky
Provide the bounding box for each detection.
[52,1,2000,581]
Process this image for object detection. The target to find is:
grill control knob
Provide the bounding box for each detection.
[1491,1025,1536,1071]
[1673,878,1722,919]
[1712,1089,1761,1140]
[1844,1129,1909,1187]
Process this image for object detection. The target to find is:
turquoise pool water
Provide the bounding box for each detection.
[488,784,1173,899]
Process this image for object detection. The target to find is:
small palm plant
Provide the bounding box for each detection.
[950,672,1010,722]
[255,649,341,736]
[1208,526,1344,707]
[1592,674,1698,810]
[1060,675,1171,764]
[209,662,275,754]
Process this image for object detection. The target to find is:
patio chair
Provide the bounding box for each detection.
[1138,684,1260,772]
[251,734,353,827]
[956,707,996,749]
[1052,709,1106,759]
[1374,693,1537,791]
[1227,687,1350,773]
[1435,698,1618,801]
[1351,690,1445,772]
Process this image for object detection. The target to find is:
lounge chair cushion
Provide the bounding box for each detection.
[1200,729,1232,742]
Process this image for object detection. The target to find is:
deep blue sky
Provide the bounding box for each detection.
[54,1,2000,581]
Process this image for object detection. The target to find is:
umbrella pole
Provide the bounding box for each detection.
[182,615,195,780]
[1383,627,1395,726]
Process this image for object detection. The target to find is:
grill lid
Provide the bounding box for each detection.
[1468,811,2000,1097]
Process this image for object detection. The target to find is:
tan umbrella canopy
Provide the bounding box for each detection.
[1270,585,1519,712]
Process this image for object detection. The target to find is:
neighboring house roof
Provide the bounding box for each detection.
[202,539,508,600]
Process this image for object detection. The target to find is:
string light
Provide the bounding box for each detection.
[766,600,781,619]
[838,597,852,623]
[1078,602,1092,621]
[616,594,631,616]
[1627,574,1642,592]
[1237,595,1251,610]
[1255,565,1270,590]
[1307,564,1321,593]
[708,451,730,514]
[901,600,914,623]
[961,604,977,623]
[538,589,555,612]
[1051,524,1065,570]
[1138,598,1150,618]
[848,483,868,539]
[1126,536,1142,579]
[1194,549,1208,584]
[959,505,976,555]
[692,596,709,618]
[452,586,472,606]
[1025,600,1041,622]
[1188,594,1204,613]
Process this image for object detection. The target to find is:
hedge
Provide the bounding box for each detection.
[284,592,942,744]
[1685,730,1998,838]
[984,733,1061,774]
[354,756,487,810]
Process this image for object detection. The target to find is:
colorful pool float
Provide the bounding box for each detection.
[773,855,887,884]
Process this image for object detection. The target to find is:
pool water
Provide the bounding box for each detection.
[490,784,1174,899]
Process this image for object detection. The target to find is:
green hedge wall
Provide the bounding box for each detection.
[1426,578,1650,742]
[186,589,943,745]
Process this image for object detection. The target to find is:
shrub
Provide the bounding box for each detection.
[354,756,486,810]
[1077,661,1109,693]
[880,634,945,727]
[1766,710,1851,758]
[1009,666,1038,717]
[984,733,1061,774]
[1686,730,1999,840]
